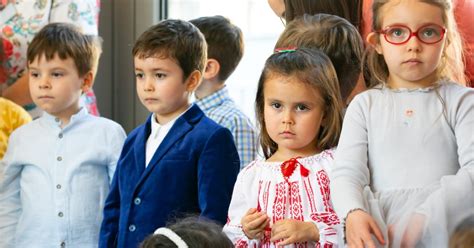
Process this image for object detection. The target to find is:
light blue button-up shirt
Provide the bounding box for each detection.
[0,108,126,248]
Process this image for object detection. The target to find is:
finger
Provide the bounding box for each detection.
[246,208,257,215]
[246,213,268,230]
[270,230,287,242]
[369,220,386,245]
[361,234,377,248]
[276,236,295,246]
[348,236,364,248]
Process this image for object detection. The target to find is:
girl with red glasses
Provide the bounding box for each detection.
[331,0,474,247]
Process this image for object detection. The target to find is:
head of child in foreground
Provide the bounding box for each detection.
[132,19,207,124]
[275,13,364,104]
[365,0,466,88]
[255,47,343,159]
[26,23,94,122]
[189,15,243,86]
[140,217,233,248]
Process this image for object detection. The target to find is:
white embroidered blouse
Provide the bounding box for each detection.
[223,149,343,247]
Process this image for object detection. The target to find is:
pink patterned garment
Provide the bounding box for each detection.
[223,149,343,248]
[0,0,100,116]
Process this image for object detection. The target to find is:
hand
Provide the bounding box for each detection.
[390,213,424,248]
[241,208,270,239]
[345,209,385,248]
[270,219,319,246]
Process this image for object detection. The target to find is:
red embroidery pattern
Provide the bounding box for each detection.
[316,169,333,212]
[310,212,340,226]
[303,178,317,213]
[272,181,287,224]
[289,181,304,221]
[235,239,248,248]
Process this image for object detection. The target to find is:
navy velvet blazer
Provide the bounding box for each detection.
[99,105,240,248]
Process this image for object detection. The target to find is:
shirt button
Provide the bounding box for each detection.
[134,197,141,205]
[56,184,62,189]
[60,242,66,247]
[58,133,63,139]
[57,156,62,162]
[58,212,64,217]
[129,224,136,232]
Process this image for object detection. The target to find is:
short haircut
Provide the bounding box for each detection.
[275,13,364,102]
[85,35,103,74]
[132,19,207,80]
[190,15,244,82]
[27,23,94,77]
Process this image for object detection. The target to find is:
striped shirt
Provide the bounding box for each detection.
[195,87,258,169]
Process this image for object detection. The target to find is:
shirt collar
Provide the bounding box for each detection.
[149,104,193,138]
[41,108,88,128]
[195,86,230,112]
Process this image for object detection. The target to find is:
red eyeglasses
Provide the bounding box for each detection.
[377,24,446,45]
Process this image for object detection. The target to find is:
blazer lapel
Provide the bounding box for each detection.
[135,105,203,188]
[133,116,152,176]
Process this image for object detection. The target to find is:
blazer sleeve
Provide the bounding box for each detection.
[99,133,131,248]
[197,127,240,225]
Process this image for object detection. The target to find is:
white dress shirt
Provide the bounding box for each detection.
[145,106,192,167]
[0,108,126,248]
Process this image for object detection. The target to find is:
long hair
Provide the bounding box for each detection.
[255,48,344,159]
[364,0,466,87]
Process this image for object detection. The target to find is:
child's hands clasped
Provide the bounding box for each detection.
[345,209,385,248]
[241,208,270,239]
[270,219,319,245]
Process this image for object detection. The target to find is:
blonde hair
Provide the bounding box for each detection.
[364,0,466,87]
[255,48,344,159]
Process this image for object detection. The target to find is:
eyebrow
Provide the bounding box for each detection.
[266,98,317,106]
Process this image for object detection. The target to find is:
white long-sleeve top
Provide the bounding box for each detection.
[0,109,126,248]
[224,149,343,247]
[331,81,474,247]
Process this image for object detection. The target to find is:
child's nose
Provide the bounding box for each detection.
[282,111,294,125]
[406,35,422,52]
[38,77,51,89]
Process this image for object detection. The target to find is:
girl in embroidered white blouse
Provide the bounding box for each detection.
[223,47,345,247]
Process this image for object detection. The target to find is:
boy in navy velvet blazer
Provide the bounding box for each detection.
[99,19,240,248]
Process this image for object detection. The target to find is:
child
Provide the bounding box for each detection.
[189,15,258,169]
[141,217,233,248]
[99,19,240,248]
[223,47,344,247]
[449,214,474,248]
[331,0,474,247]
[275,13,364,104]
[0,23,126,247]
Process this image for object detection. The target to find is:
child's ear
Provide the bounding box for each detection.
[203,59,220,80]
[367,32,383,55]
[185,70,202,92]
[81,71,94,92]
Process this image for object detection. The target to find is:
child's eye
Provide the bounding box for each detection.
[271,102,282,109]
[296,104,309,111]
[135,72,144,79]
[51,72,63,78]
[29,72,40,78]
[389,28,406,37]
[421,28,438,38]
[155,73,166,79]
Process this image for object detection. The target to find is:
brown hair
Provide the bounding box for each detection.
[255,48,343,159]
[275,13,364,102]
[282,0,363,32]
[27,23,94,77]
[85,35,103,76]
[364,0,466,87]
[190,15,243,82]
[132,19,207,80]
[449,215,474,248]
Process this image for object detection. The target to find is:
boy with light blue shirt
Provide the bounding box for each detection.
[190,16,258,169]
[0,23,126,248]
